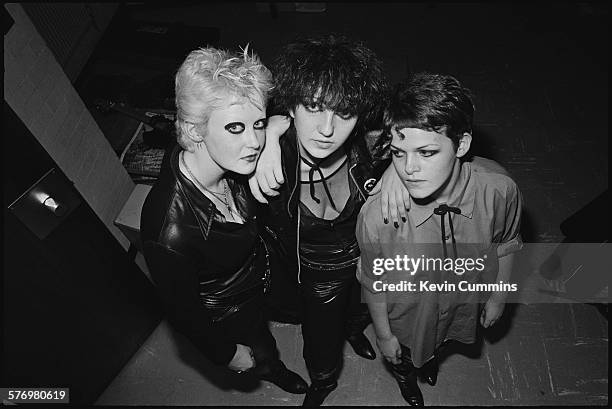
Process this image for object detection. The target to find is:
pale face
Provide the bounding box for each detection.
[290,101,358,160]
[202,100,266,175]
[390,127,467,200]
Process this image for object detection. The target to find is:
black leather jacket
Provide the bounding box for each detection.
[263,126,389,318]
[140,144,270,366]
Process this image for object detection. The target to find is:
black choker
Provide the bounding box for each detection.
[299,155,344,212]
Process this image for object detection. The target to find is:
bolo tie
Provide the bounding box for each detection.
[433,203,461,259]
[299,154,339,213]
[433,203,461,291]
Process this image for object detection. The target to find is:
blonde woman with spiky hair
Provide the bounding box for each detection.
[140,46,307,396]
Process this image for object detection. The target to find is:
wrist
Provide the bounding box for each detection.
[489,291,508,303]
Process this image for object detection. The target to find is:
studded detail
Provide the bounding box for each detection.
[364,178,377,193]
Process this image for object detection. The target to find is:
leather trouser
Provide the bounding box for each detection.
[213,293,283,377]
[300,262,371,384]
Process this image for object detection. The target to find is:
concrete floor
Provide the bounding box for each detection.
[86,3,607,406]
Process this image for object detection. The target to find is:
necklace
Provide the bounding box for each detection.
[181,151,234,217]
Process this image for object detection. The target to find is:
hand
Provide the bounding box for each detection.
[370,164,411,227]
[376,334,402,365]
[480,298,505,328]
[228,343,255,372]
[248,115,289,203]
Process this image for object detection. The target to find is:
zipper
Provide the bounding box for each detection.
[348,163,367,202]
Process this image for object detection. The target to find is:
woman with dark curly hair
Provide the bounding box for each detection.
[249,34,390,406]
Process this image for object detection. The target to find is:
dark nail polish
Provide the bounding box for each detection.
[384,218,388,224]
[394,221,399,228]
[402,217,406,222]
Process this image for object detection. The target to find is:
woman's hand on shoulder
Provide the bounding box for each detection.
[369,163,411,227]
[228,343,255,372]
[248,115,290,203]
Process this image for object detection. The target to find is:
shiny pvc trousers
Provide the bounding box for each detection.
[300,263,371,383]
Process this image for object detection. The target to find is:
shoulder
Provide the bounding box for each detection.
[466,161,521,202]
[466,155,510,177]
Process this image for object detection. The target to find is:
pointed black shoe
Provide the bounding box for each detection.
[260,363,308,394]
[420,357,438,386]
[347,332,376,360]
[396,374,424,406]
[302,380,338,406]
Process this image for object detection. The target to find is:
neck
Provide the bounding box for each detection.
[181,147,225,191]
[432,158,461,204]
[298,143,347,179]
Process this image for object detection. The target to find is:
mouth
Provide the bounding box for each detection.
[241,153,259,162]
[312,139,334,148]
[405,179,425,184]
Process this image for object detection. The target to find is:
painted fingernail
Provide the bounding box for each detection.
[384,218,388,224]
[394,221,399,228]
[402,217,406,222]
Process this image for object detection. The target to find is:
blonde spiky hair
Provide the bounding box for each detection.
[174,45,273,151]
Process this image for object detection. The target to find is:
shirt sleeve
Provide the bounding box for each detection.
[356,205,385,293]
[143,242,237,366]
[495,178,524,258]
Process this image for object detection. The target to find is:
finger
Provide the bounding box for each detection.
[402,185,411,211]
[395,187,407,222]
[248,176,268,204]
[480,309,486,326]
[380,189,389,224]
[264,169,280,190]
[257,173,276,196]
[389,190,399,228]
[273,162,285,185]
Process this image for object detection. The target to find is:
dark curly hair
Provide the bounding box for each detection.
[382,72,475,149]
[270,34,388,130]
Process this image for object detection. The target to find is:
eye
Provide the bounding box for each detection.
[304,102,323,113]
[225,122,245,134]
[418,150,438,157]
[253,118,267,130]
[336,111,355,120]
[390,148,405,158]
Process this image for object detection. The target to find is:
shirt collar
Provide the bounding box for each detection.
[408,160,476,227]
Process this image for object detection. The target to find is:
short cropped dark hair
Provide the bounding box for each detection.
[383,73,474,148]
[271,34,387,128]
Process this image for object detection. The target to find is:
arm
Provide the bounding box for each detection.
[143,243,254,370]
[481,178,523,327]
[249,115,290,203]
[363,288,402,364]
[480,253,514,327]
[355,207,402,364]
[371,163,412,228]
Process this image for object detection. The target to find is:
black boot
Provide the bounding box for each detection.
[390,361,424,406]
[260,362,308,394]
[302,379,338,406]
[347,332,376,360]
[420,357,438,386]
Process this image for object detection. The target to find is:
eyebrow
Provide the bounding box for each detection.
[390,143,440,149]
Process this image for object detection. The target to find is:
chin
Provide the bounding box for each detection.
[230,162,256,175]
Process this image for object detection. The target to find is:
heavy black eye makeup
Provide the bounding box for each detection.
[304,101,323,112]
[224,122,245,134]
[418,149,438,157]
[253,118,267,130]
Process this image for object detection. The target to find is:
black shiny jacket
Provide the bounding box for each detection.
[262,126,389,320]
[140,144,269,366]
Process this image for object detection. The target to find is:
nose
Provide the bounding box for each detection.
[244,126,261,150]
[317,110,335,137]
[404,153,420,175]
